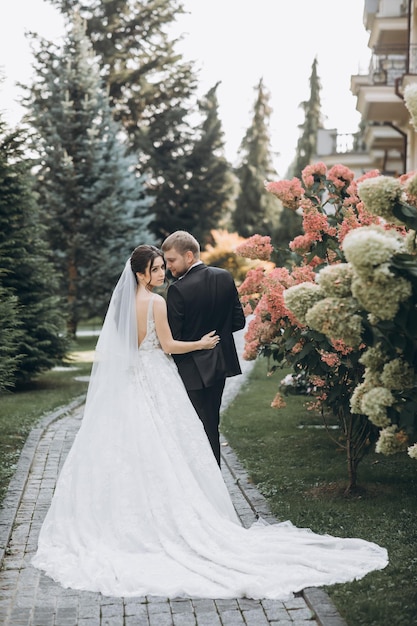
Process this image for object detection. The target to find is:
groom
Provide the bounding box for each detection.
[161,230,245,465]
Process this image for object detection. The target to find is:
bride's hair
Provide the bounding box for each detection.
[130,245,164,285]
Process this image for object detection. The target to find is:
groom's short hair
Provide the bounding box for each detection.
[162,231,200,258]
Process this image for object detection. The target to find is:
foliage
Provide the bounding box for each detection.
[0,282,21,392]
[0,118,68,387]
[25,14,152,335]
[294,171,417,461]
[239,162,417,485]
[237,163,392,491]
[53,0,194,154]
[48,0,207,241]
[200,230,274,284]
[150,83,235,244]
[232,78,281,241]
[288,57,323,179]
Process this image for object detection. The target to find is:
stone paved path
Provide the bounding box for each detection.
[0,327,347,626]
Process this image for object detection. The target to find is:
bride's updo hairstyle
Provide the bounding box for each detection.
[130,245,165,286]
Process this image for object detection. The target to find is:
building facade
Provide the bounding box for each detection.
[316,0,417,176]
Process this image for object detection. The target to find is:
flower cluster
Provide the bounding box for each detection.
[404,83,417,132]
[315,264,353,298]
[342,226,411,321]
[265,178,304,211]
[350,343,417,451]
[401,171,417,208]
[357,176,403,224]
[342,226,404,279]
[237,263,317,361]
[301,161,327,187]
[375,426,408,456]
[271,392,287,409]
[201,229,274,284]
[359,387,394,428]
[283,283,323,325]
[305,297,363,347]
[238,266,269,314]
[327,164,355,191]
[408,443,417,460]
[240,163,417,468]
[235,234,273,261]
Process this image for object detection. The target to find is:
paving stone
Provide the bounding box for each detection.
[192,613,222,626]
[78,603,101,619]
[100,603,124,617]
[287,607,316,621]
[262,605,292,621]
[148,611,173,626]
[171,613,197,626]
[32,606,55,626]
[284,596,309,610]
[216,608,246,625]
[170,599,194,614]
[241,607,270,624]
[8,606,32,625]
[100,615,124,626]
[123,602,149,619]
[55,605,78,623]
[124,616,150,626]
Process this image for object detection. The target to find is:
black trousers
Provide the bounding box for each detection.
[187,378,226,466]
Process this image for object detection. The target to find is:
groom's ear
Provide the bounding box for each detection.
[185,250,195,265]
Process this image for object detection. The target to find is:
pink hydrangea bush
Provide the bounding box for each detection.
[237,162,417,489]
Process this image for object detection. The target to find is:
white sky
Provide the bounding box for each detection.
[0,0,371,176]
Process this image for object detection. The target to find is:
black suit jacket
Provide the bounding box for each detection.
[166,264,245,390]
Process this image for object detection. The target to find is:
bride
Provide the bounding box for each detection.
[32,244,388,600]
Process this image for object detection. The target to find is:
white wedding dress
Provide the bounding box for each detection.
[32,265,388,600]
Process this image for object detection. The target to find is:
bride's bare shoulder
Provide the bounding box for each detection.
[152,293,167,310]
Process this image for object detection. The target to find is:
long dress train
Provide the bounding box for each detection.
[32,294,388,600]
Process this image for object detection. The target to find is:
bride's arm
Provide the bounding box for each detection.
[153,296,219,354]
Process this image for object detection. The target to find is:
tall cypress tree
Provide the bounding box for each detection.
[232,78,280,240]
[0,118,68,386]
[153,83,235,245]
[25,14,152,335]
[289,57,323,179]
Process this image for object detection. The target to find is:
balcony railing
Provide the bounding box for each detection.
[369,44,417,85]
[316,131,366,157]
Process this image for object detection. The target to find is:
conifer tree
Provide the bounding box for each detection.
[0,282,21,392]
[0,120,68,386]
[232,79,280,240]
[289,57,323,179]
[47,0,198,239]
[25,14,152,335]
[152,83,234,245]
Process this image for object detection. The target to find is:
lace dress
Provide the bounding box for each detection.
[32,296,388,599]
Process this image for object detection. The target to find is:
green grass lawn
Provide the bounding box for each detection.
[0,334,96,504]
[221,359,417,626]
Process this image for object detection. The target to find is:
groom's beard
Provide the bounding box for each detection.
[165,269,177,282]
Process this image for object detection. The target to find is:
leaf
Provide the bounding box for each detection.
[391,254,417,278]
[406,308,417,337]
[392,202,417,229]
[297,342,315,359]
